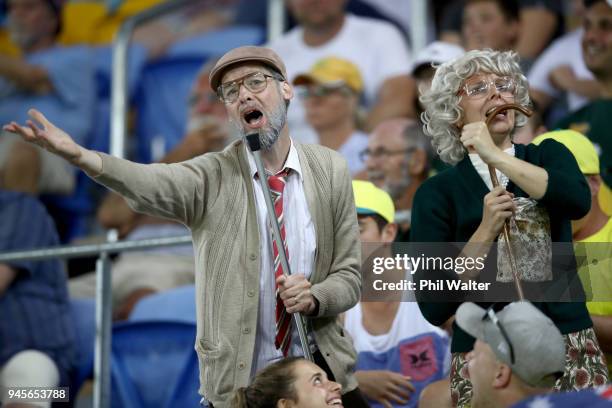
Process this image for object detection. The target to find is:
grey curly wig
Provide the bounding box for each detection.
[420,49,531,165]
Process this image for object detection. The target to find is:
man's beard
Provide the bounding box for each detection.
[368,167,412,201]
[233,100,287,151]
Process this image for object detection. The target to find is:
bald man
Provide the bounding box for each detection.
[363,118,433,241]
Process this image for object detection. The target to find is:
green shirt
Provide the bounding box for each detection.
[555,99,612,187]
[411,140,593,352]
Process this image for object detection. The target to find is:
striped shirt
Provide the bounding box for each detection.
[0,191,76,385]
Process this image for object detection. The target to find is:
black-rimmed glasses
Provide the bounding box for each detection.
[217,72,284,104]
[482,306,516,365]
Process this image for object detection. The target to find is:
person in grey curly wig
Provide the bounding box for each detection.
[420,49,530,165]
[411,48,607,408]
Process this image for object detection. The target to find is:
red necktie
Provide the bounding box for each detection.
[267,169,292,356]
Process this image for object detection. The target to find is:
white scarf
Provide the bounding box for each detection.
[468,146,515,191]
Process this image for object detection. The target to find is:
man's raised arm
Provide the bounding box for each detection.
[4,109,210,227]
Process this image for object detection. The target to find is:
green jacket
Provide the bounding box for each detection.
[411,140,593,352]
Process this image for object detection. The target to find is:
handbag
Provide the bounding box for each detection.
[496,197,553,282]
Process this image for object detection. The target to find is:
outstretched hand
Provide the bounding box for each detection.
[3,109,102,174]
[3,109,82,164]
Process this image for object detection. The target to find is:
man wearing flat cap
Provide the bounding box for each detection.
[3,45,366,407]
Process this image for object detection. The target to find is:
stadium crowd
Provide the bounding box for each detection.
[0,0,611,407]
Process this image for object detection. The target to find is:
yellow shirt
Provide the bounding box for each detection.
[577,217,612,372]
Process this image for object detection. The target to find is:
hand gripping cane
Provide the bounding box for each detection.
[484,103,533,300]
[245,133,314,362]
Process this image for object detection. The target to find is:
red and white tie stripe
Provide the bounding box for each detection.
[267,169,292,356]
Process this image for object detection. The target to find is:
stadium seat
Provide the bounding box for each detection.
[40,44,147,242]
[129,285,196,323]
[135,25,264,163]
[69,298,96,397]
[110,321,200,408]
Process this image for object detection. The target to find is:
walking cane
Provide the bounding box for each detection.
[245,133,314,362]
[484,103,533,300]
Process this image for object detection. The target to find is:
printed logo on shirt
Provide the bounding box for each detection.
[399,335,438,382]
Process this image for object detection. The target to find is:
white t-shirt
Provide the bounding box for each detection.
[268,14,412,143]
[528,29,595,112]
[338,130,369,175]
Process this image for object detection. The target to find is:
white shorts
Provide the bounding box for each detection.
[0,131,75,194]
[0,350,60,408]
[69,252,195,309]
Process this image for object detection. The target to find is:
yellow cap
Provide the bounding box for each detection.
[599,181,612,216]
[293,57,363,93]
[352,180,395,224]
[532,130,600,175]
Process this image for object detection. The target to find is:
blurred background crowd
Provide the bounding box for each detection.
[0,0,611,406]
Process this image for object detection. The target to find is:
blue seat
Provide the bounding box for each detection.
[39,45,147,242]
[110,321,200,408]
[135,25,264,163]
[129,285,197,324]
[69,298,96,397]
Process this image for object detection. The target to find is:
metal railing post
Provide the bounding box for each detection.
[266,0,285,42]
[93,252,112,408]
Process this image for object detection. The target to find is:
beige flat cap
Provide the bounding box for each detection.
[209,46,288,91]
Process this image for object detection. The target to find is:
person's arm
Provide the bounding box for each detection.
[591,314,612,354]
[0,264,17,296]
[96,192,141,237]
[365,75,416,131]
[514,6,558,61]
[549,66,602,100]
[461,122,548,198]
[0,55,53,93]
[410,180,461,326]
[355,370,415,407]
[310,159,362,318]
[458,187,515,280]
[96,121,228,235]
[160,121,228,164]
[4,109,210,227]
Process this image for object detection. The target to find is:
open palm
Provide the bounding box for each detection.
[2,108,82,163]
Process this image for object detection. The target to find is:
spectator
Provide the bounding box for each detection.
[413,49,608,407]
[293,56,368,175]
[511,101,546,145]
[532,130,612,377]
[344,180,450,408]
[4,46,367,407]
[462,0,520,53]
[364,119,433,241]
[268,0,414,143]
[554,0,612,211]
[440,0,564,69]
[69,61,231,320]
[230,357,343,408]
[0,190,76,407]
[528,28,600,117]
[411,41,466,118]
[0,0,94,195]
[455,301,566,408]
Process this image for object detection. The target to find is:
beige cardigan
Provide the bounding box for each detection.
[94,140,361,406]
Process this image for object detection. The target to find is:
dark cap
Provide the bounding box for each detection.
[209,46,288,91]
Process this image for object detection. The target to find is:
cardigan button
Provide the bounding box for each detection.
[243,327,251,334]
[238,361,246,370]
[247,290,255,297]
[249,253,257,261]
